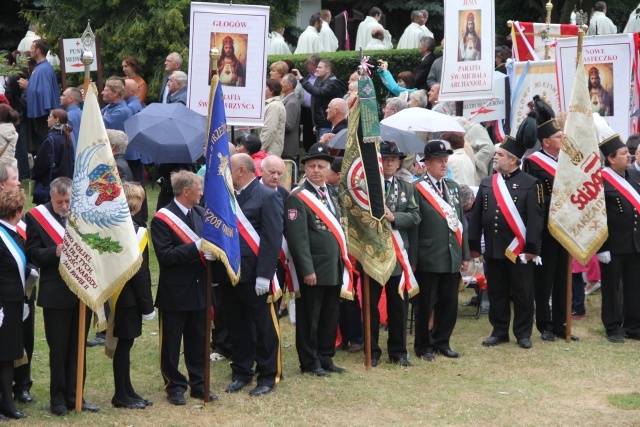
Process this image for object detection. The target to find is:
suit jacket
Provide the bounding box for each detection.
[167,86,188,106]
[0,223,26,302]
[386,177,421,276]
[522,150,556,221]
[285,180,343,286]
[101,100,133,132]
[410,177,470,273]
[235,179,283,284]
[282,92,301,158]
[117,217,154,312]
[151,200,207,311]
[330,119,347,134]
[158,74,170,103]
[599,168,640,254]
[426,56,443,89]
[414,52,435,91]
[26,204,77,309]
[301,73,346,129]
[468,169,544,259]
[115,154,133,182]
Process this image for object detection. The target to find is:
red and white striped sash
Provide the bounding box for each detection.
[279,237,300,296]
[16,220,26,240]
[492,174,526,263]
[296,189,353,299]
[29,205,64,245]
[527,152,557,177]
[389,228,419,298]
[155,208,206,265]
[415,180,463,248]
[601,167,640,212]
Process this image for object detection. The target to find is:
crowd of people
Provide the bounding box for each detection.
[0,1,639,420]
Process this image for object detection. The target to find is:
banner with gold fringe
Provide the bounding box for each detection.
[59,83,142,330]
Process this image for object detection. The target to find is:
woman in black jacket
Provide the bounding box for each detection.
[110,182,154,409]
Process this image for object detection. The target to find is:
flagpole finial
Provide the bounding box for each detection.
[507,20,513,28]
[210,48,220,77]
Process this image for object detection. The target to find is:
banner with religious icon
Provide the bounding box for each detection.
[556,33,635,140]
[188,2,270,126]
[439,0,495,102]
[507,59,560,135]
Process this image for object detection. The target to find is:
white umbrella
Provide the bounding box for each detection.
[380,107,466,133]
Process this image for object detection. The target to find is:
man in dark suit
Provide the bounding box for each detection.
[368,142,420,367]
[285,143,345,376]
[25,177,98,416]
[166,71,188,106]
[259,155,290,202]
[158,52,183,103]
[221,154,283,396]
[151,170,216,405]
[469,135,544,349]
[414,36,436,90]
[281,74,301,161]
[597,135,640,343]
[411,140,469,360]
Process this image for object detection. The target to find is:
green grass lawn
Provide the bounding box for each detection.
[17,182,640,426]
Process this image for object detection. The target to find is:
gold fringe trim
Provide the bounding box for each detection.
[202,240,241,285]
[13,350,27,368]
[267,288,283,304]
[59,251,143,316]
[340,289,354,301]
[548,220,608,266]
[505,249,517,264]
[407,285,420,299]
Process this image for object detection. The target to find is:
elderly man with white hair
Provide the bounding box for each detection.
[159,52,183,103]
[167,71,188,106]
[107,129,133,182]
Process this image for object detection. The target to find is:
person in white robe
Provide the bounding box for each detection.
[355,7,392,50]
[268,28,291,55]
[397,11,426,49]
[294,13,324,55]
[419,10,434,39]
[587,2,617,35]
[364,28,390,51]
[623,4,640,33]
[319,10,339,52]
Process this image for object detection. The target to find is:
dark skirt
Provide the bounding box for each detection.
[114,304,142,339]
[0,301,24,361]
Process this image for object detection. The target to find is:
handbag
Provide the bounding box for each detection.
[33,136,56,204]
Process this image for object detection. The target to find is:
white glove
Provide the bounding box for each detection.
[22,303,30,321]
[255,277,270,296]
[518,254,528,264]
[26,268,39,288]
[0,307,4,328]
[142,311,156,321]
[533,256,542,266]
[204,251,216,261]
[597,251,611,264]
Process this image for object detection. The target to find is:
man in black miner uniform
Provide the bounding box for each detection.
[285,143,346,376]
[369,141,420,367]
[522,96,578,342]
[411,140,469,361]
[468,129,544,349]
[596,135,640,344]
[151,171,216,404]
[222,154,283,396]
[25,178,99,416]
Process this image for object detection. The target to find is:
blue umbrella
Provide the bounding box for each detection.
[124,103,208,164]
[327,124,427,153]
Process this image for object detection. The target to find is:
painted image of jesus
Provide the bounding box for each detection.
[459,10,481,62]
[587,64,614,116]
[209,33,248,87]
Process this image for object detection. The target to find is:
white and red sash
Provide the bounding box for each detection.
[29,205,64,245]
[415,180,463,248]
[296,189,353,299]
[279,237,300,296]
[155,208,206,265]
[389,227,419,298]
[235,202,282,300]
[601,167,640,212]
[527,152,557,177]
[492,174,527,263]
[16,220,26,240]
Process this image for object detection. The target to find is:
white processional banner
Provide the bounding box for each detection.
[463,71,507,123]
[556,34,635,141]
[188,2,270,126]
[440,0,495,102]
[508,59,560,135]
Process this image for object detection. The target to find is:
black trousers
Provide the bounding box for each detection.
[600,253,640,337]
[26,115,48,154]
[369,275,407,360]
[13,299,34,395]
[43,305,92,407]
[414,271,459,355]
[338,294,363,346]
[159,309,206,395]
[300,107,315,152]
[221,282,281,387]
[534,229,569,335]
[296,283,341,371]
[485,258,535,340]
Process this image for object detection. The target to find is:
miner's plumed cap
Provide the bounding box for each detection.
[533,95,561,140]
[302,142,335,164]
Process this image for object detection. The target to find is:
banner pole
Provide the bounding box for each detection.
[75,302,86,413]
[204,261,212,406]
[565,254,573,343]
[363,273,372,370]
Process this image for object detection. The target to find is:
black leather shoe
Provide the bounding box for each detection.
[390,357,413,367]
[135,398,153,407]
[370,358,379,367]
[302,367,331,377]
[0,412,7,421]
[434,347,460,358]
[556,333,579,341]
[248,385,274,396]
[86,337,105,347]
[167,392,186,405]
[322,363,345,373]
[482,336,509,346]
[0,408,26,419]
[608,334,625,344]
[14,390,33,403]
[624,333,640,341]
[50,404,69,416]
[112,397,146,409]
[541,330,556,341]
[225,380,250,393]
[462,295,479,306]
[189,389,218,401]
[517,338,533,349]
[418,352,435,361]
[67,402,100,412]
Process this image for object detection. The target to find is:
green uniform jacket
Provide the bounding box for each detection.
[285,180,344,286]
[409,176,470,273]
[387,177,421,277]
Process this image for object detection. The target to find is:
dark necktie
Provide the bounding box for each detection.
[186,210,194,229]
[318,187,327,200]
[436,181,442,193]
[385,180,391,194]
[62,217,67,227]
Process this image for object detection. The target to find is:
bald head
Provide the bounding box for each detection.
[326,98,348,125]
[124,79,138,100]
[231,153,255,190]
[371,27,384,40]
[261,155,286,189]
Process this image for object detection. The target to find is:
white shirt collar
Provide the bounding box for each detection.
[173,198,190,216]
[236,178,256,195]
[0,219,16,232]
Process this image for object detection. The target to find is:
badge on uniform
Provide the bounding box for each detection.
[288,209,297,220]
[512,183,518,189]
